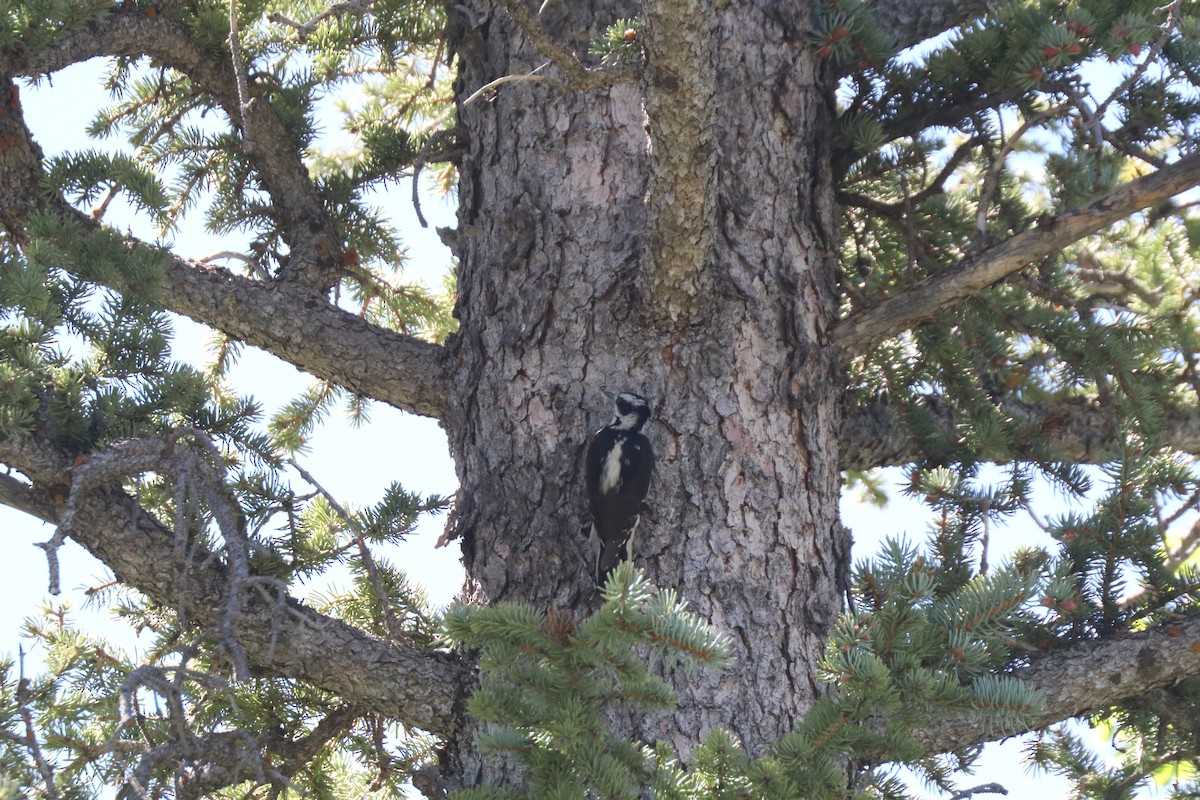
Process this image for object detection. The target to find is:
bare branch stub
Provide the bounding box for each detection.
[268,0,371,41]
[227,0,255,150]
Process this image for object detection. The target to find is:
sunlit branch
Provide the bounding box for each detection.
[834,151,1200,359]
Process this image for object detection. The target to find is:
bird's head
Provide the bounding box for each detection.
[605,390,651,431]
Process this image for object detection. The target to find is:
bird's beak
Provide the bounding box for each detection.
[601,389,616,403]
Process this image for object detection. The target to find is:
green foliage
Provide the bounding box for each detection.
[440,479,1198,797]
[840,0,1200,481]
[44,150,172,229]
[813,0,897,70]
[0,23,453,772]
[444,563,1051,799]
[443,564,732,800]
[1028,723,1200,800]
[0,215,278,455]
[589,18,642,66]
[0,0,112,52]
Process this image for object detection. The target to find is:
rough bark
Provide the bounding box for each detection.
[869,0,992,55]
[444,0,844,777]
[7,2,1200,794]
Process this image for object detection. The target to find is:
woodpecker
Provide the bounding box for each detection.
[585,391,655,585]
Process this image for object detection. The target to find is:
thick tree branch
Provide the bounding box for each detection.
[2,8,345,289]
[839,397,1200,470]
[909,614,1200,755]
[0,75,451,420]
[0,472,52,522]
[834,151,1200,359]
[138,254,453,419]
[80,226,449,418]
[0,432,472,738]
[868,0,991,56]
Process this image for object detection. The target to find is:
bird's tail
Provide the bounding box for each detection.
[595,540,625,586]
[592,516,640,586]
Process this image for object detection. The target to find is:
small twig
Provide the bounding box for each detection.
[198,250,253,266]
[461,67,551,107]
[268,0,371,41]
[1024,504,1053,533]
[289,459,406,641]
[975,103,1070,239]
[84,578,122,598]
[17,647,62,800]
[994,633,1041,654]
[948,782,1008,800]
[228,0,255,150]
[421,66,552,134]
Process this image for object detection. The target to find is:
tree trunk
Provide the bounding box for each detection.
[442,0,846,783]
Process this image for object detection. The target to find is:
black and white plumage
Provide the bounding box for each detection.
[585,391,655,585]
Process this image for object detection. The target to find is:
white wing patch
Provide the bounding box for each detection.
[599,439,624,493]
